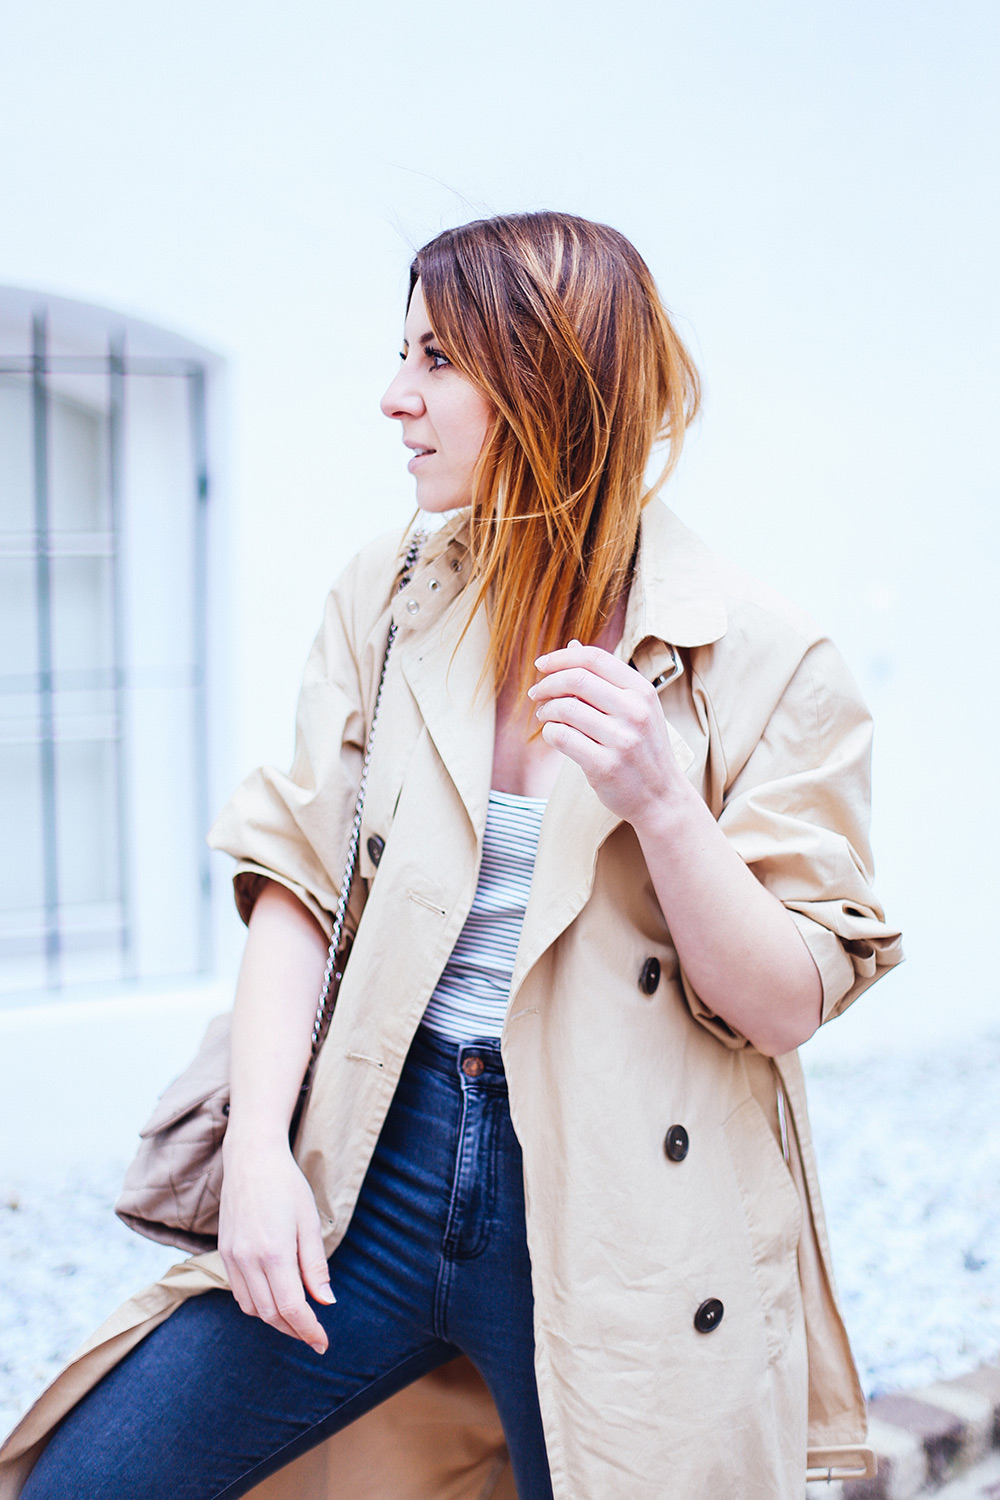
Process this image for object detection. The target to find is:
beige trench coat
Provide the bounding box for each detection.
[0,500,902,1500]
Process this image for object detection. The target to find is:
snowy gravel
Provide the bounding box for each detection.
[803,1028,1000,1397]
[0,1166,176,1438]
[2,1030,999,1439]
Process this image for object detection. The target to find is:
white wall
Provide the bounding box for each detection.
[0,983,227,1174]
[0,0,997,1069]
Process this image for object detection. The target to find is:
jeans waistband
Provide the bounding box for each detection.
[410,1023,507,1086]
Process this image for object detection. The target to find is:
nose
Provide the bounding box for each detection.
[380,362,423,422]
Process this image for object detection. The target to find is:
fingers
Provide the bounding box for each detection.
[222,1228,331,1353]
[530,643,656,721]
[529,642,658,753]
[528,665,624,717]
[224,1256,257,1320]
[539,719,617,776]
[534,691,633,749]
[530,638,678,825]
[244,1254,329,1353]
[533,641,642,693]
[218,1151,333,1354]
[299,1212,336,1311]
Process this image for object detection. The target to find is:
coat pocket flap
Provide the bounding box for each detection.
[138,1013,232,1137]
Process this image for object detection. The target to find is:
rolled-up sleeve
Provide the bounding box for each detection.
[207,539,399,938]
[683,634,903,1046]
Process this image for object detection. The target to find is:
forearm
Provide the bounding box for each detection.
[217,881,334,1349]
[223,880,330,1154]
[633,779,821,1056]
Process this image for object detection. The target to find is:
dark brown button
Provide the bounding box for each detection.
[694,1298,724,1334]
[664,1124,689,1162]
[461,1056,485,1078]
[366,835,385,866]
[639,957,661,995]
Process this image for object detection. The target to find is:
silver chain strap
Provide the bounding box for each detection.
[306,531,424,1060]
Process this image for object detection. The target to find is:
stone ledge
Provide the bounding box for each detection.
[952,1366,1000,1449]
[830,1363,1000,1500]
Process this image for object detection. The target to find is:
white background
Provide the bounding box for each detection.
[1,0,998,1065]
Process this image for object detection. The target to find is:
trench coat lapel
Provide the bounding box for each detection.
[396,583,495,846]
[511,501,727,999]
[510,760,619,1000]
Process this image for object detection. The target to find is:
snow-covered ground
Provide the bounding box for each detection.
[805,1027,1000,1397]
[2,1030,999,1440]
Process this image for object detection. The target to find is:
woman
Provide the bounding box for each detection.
[3,212,901,1500]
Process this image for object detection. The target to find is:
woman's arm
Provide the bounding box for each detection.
[218,880,335,1352]
[529,643,822,1056]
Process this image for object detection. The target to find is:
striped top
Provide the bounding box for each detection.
[421,789,547,1043]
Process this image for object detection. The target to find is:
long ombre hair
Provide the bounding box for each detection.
[411,212,700,692]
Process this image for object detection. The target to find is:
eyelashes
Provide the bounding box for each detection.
[398,344,451,369]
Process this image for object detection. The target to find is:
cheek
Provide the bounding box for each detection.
[431,379,493,467]
[461,394,493,464]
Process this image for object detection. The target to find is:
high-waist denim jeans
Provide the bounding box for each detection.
[24,1026,553,1500]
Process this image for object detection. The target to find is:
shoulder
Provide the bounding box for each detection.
[703,551,833,704]
[305,518,456,686]
[645,504,839,672]
[648,508,868,757]
[334,525,414,606]
[325,516,459,622]
[713,553,825,650]
[706,567,868,768]
[312,524,418,661]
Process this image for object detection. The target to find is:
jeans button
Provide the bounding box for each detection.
[462,1056,485,1078]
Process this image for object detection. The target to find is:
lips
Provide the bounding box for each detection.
[406,446,435,475]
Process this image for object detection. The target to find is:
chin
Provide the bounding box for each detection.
[415,486,463,515]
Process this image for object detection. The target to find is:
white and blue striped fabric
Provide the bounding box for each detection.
[421,789,547,1043]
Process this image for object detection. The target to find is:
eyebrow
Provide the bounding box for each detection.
[401,329,437,353]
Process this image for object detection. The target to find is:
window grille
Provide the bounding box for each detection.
[0,313,211,995]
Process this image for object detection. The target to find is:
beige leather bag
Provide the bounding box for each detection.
[115,535,421,1255]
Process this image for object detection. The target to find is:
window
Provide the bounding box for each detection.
[0,294,219,996]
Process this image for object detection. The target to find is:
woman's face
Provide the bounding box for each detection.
[381,280,493,513]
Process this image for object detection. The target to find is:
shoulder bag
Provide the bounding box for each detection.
[115,534,423,1255]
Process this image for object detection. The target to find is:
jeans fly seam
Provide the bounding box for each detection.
[440,1086,493,1264]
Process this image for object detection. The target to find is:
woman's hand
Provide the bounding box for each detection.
[530,638,822,1055]
[218,1133,334,1354]
[528,641,686,825]
[219,880,335,1350]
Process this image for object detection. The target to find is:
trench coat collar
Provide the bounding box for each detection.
[622,496,728,666]
[389,498,727,858]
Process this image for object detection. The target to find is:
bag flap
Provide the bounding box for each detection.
[138,1012,232,1137]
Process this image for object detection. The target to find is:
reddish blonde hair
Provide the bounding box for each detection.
[411,212,700,691]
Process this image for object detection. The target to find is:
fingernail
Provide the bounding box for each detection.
[526,685,537,698]
[316,1285,336,1305]
[534,655,547,668]
[568,638,582,647]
